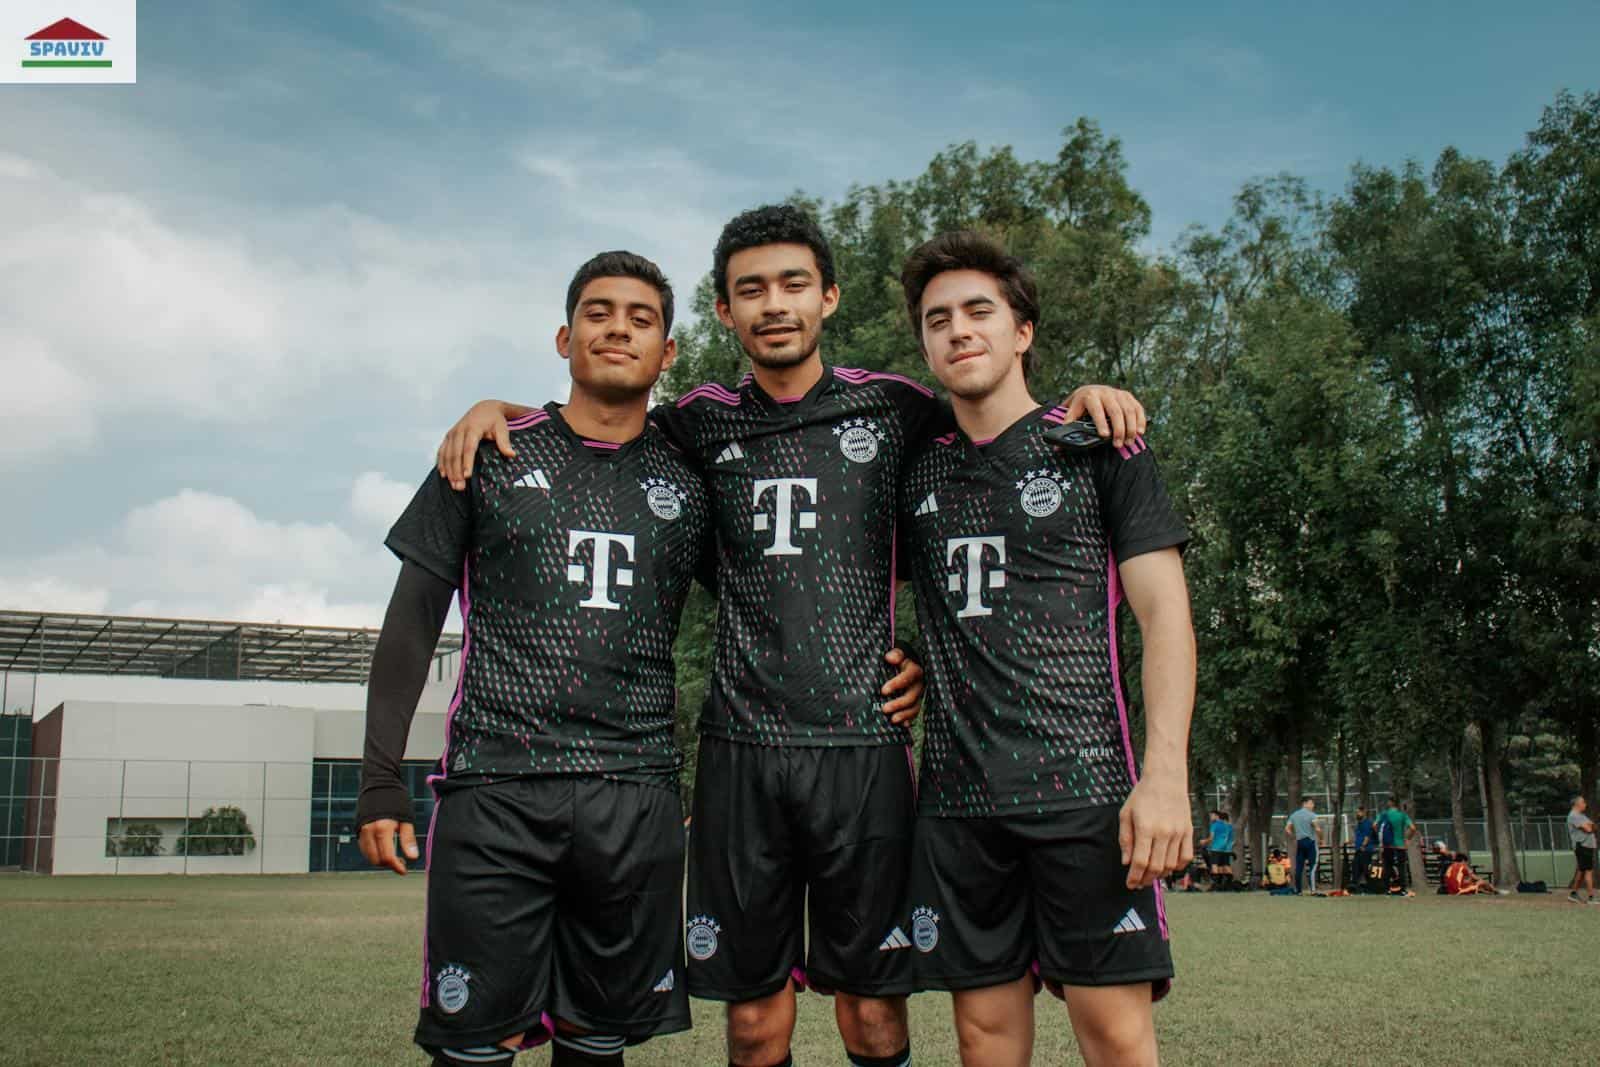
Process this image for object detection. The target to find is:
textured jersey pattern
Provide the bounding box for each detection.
[387,404,710,787]
[655,366,943,746]
[900,406,1188,815]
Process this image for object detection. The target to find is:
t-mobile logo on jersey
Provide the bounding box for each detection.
[946,535,1006,618]
[566,530,636,610]
[751,477,818,557]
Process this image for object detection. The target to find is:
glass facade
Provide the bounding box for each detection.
[308,758,437,872]
[0,715,29,867]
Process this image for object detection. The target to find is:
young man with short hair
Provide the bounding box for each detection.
[358,253,709,1065]
[1567,795,1596,904]
[896,231,1195,1067]
[1285,796,1322,894]
[435,208,1146,1067]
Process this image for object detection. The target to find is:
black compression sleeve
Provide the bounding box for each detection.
[358,561,455,827]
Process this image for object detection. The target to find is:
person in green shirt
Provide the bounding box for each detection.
[1379,797,1416,892]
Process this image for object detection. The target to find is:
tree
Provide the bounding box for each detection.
[174,806,257,857]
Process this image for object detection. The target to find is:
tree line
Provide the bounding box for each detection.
[664,91,1599,887]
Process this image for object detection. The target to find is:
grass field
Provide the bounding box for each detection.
[1,875,1594,1066]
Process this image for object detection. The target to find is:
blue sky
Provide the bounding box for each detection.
[2,0,1596,627]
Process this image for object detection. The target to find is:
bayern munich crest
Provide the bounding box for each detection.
[833,418,886,463]
[911,906,941,953]
[686,915,721,960]
[640,477,687,521]
[435,965,472,1014]
[1016,469,1066,518]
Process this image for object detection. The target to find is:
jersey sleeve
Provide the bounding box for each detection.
[649,397,700,454]
[1091,435,1189,562]
[384,466,474,587]
[893,380,955,445]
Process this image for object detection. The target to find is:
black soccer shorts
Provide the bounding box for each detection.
[685,735,916,1001]
[1577,844,1596,873]
[414,776,690,1053]
[908,804,1173,999]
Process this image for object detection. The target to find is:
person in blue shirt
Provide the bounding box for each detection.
[1199,809,1236,888]
[1351,807,1378,892]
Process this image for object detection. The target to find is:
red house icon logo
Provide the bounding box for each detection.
[24,18,111,68]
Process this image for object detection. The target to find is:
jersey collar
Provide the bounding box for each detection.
[541,401,647,462]
[744,361,834,416]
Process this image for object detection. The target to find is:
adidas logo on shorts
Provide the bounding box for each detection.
[878,926,912,951]
[652,969,675,993]
[1112,907,1147,935]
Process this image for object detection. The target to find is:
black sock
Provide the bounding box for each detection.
[729,1055,792,1067]
[848,1046,910,1067]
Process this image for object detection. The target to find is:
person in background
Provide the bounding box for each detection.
[1378,797,1416,894]
[1351,806,1378,892]
[1198,809,1234,889]
[1444,853,1501,896]
[1567,796,1596,904]
[1284,796,1322,894]
[1431,840,1454,894]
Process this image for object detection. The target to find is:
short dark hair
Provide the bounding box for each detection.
[899,230,1041,378]
[1454,852,1469,863]
[1388,795,1400,807]
[712,204,836,305]
[1302,795,1315,805]
[565,250,674,335]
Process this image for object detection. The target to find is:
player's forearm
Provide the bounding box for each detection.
[1136,601,1196,783]
[359,561,455,826]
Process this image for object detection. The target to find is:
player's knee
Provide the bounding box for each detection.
[1072,1008,1156,1066]
[726,998,789,1063]
[837,992,906,1035]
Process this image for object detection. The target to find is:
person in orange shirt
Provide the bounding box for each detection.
[1443,853,1501,896]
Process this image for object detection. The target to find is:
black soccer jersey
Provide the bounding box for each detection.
[652,365,947,746]
[386,403,711,788]
[900,405,1189,817]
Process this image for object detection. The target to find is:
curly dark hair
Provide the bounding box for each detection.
[712,204,836,305]
[899,230,1041,379]
[565,250,674,335]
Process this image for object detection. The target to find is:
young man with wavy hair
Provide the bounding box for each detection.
[896,231,1194,1067]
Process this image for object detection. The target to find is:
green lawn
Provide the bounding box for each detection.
[0,875,1594,1065]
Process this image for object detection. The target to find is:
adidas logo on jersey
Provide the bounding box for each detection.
[514,469,551,490]
[878,926,912,951]
[1112,908,1147,935]
[715,442,745,464]
[652,969,675,993]
[914,493,939,516]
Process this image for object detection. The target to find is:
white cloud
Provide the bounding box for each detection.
[350,471,417,529]
[0,156,555,471]
[0,485,398,627]
[0,576,110,614]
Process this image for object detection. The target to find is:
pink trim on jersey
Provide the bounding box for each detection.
[428,560,472,789]
[790,965,809,993]
[507,410,550,430]
[418,795,442,1007]
[972,435,996,447]
[1108,546,1170,942]
[775,394,805,404]
[1042,406,1069,424]
[934,431,958,446]
[580,439,622,450]
[1117,436,1148,460]
[676,383,742,408]
[832,366,936,397]
[515,1014,556,1050]
[1154,878,1170,941]
[1107,548,1139,787]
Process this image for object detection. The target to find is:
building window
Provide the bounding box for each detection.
[308,759,436,872]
